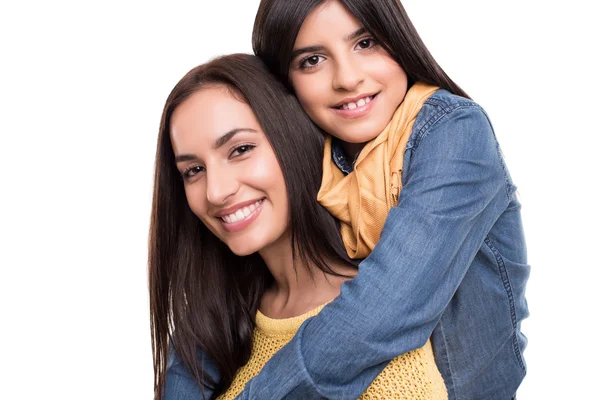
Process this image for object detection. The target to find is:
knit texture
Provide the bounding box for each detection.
[217,305,447,399]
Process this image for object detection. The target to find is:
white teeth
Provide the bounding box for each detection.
[339,95,372,110]
[220,199,263,224]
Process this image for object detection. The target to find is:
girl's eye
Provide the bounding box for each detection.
[182,165,205,180]
[299,55,325,70]
[230,144,255,158]
[355,38,376,50]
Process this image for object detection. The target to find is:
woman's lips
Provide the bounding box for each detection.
[219,199,265,233]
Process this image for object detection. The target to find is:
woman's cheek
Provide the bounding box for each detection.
[247,150,283,187]
[185,183,208,220]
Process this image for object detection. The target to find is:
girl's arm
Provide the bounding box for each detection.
[163,348,218,400]
[236,104,514,399]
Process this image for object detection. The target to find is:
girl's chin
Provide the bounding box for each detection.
[333,131,380,144]
[326,121,384,144]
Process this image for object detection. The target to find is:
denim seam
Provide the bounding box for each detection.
[423,96,474,111]
[295,321,328,399]
[479,109,512,200]
[412,103,481,150]
[412,102,455,145]
[411,103,512,200]
[436,319,458,400]
[483,236,526,373]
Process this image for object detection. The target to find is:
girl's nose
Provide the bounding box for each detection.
[332,56,365,91]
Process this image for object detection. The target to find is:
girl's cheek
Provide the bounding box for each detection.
[292,75,321,105]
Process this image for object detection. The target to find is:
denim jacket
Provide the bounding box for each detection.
[165,90,530,400]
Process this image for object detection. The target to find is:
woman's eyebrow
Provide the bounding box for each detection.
[175,154,198,163]
[175,128,257,163]
[291,27,367,59]
[213,128,257,149]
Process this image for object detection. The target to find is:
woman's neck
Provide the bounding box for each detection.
[258,232,356,319]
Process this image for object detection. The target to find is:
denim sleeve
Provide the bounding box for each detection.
[164,348,218,400]
[235,105,512,399]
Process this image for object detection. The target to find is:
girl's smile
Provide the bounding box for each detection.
[289,0,408,151]
[330,92,379,119]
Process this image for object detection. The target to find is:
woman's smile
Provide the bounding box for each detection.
[171,86,290,256]
[216,198,265,233]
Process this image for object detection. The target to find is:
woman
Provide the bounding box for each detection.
[234,1,530,399]
[149,54,447,399]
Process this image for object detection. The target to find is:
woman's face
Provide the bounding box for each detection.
[289,0,408,144]
[170,86,290,256]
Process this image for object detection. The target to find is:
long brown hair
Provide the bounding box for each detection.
[149,54,352,399]
[253,0,469,98]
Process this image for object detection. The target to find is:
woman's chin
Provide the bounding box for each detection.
[226,241,259,257]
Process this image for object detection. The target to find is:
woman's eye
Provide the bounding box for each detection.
[300,55,325,70]
[230,144,255,157]
[356,38,376,50]
[182,165,205,179]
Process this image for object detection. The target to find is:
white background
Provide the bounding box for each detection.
[1,1,598,398]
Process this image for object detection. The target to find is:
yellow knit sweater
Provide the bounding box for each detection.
[217,305,447,399]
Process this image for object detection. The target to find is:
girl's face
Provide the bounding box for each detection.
[289,0,408,144]
[170,86,290,256]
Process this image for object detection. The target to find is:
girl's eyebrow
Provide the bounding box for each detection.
[291,27,367,59]
[345,27,366,42]
[292,45,324,60]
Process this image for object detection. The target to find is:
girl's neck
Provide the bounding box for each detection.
[341,141,367,161]
[258,232,356,319]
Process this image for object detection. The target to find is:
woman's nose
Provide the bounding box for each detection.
[206,166,239,205]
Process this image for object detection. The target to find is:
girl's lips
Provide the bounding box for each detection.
[331,94,378,119]
[220,199,265,233]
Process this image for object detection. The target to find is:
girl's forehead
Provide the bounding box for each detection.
[295,0,362,45]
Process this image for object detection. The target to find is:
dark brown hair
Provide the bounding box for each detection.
[149,54,352,399]
[253,0,469,98]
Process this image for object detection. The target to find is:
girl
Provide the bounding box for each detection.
[150,54,447,399]
[235,1,530,399]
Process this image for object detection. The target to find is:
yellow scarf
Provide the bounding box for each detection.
[317,82,439,259]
